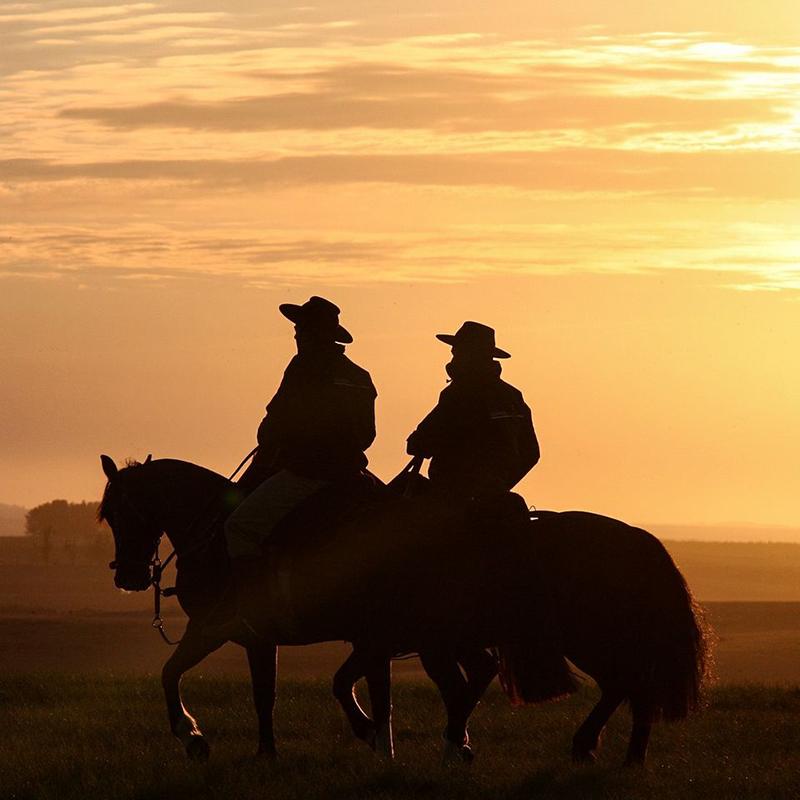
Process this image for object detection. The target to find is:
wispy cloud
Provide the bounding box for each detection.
[2,220,797,293]
[0,4,158,25]
[56,62,789,139]
[2,3,799,292]
[3,149,800,198]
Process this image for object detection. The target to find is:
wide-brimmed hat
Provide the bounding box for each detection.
[279,296,352,344]
[436,321,510,358]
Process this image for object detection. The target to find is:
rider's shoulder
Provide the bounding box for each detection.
[282,354,303,376]
[336,354,377,392]
[497,377,526,400]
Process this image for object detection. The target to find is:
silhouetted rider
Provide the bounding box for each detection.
[226,296,376,560]
[407,322,545,710]
[407,321,539,500]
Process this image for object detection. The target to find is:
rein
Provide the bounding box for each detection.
[150,540,181,645]
[147,505,219,645]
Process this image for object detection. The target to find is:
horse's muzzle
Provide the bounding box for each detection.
[113,563,153,592]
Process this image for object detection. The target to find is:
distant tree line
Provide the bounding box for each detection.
[25,500,111,563]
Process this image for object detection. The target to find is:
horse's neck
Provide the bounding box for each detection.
[145,460,230,554]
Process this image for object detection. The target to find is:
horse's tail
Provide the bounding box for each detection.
[495,643,578,707]
[636,540,713,722]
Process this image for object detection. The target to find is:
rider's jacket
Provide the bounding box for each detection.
[240,344,376,490]
[406,366,539,497]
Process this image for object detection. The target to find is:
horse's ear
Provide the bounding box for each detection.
[100,454,118,479]
[144,453,152,464]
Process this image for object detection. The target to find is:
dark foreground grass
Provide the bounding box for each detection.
[3,674,800,800]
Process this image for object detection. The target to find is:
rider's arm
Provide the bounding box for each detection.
[345,372,377,452]
[406,389,455,457]
[504,396,540,488]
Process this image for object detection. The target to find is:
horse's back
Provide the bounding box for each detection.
[530,510,679,589]
[531,510,707,708]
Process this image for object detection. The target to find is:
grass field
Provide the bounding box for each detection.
[4,541,800,798]
[3,675,800,800]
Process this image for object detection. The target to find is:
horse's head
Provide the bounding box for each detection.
[99,453,161,592]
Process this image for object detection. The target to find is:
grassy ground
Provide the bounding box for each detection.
[3,675,800,799]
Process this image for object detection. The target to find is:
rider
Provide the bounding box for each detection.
[217,296,377,636]
[406,320,539,500]
[405,321,550,721]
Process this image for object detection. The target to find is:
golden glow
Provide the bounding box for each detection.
[1,2,798,529]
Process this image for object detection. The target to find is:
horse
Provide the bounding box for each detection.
[99,454,503,763]
[99,453,406,761]
[337,508,714,765]
[99,455,710,766]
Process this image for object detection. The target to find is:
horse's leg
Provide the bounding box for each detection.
[245,642,278,758]
[624,694,651,767]
[333,647,394,758]
[459,647,498,709]
[571,687,624,763]
[332,649,377,748]
[161,621,226,762]
[419,650,474,765]
[365,653,393,759]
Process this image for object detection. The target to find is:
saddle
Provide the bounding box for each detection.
[269,471,387,552]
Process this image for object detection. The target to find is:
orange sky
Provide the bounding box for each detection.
[1,1,799,528]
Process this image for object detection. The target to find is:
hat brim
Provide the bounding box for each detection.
[334,327,353,344]
[279,303,353,344]
[436,333,510,359]
[279,303,304,323]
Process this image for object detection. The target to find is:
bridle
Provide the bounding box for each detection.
[106,483,188,644]
[107,447,258,646]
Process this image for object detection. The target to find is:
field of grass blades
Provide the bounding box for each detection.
[3,675,800,799]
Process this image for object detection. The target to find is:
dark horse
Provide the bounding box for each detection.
[99,455,709,766]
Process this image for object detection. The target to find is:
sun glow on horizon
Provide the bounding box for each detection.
[1,1,798,529]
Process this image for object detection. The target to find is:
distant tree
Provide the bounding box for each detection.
[25,500,110,562]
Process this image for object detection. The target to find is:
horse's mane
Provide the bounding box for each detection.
[98,458,230,523]
[97,459,142,522]
[97,485,110,522]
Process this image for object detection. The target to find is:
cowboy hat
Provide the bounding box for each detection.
[436,321,510,358]
[279,296,353,344]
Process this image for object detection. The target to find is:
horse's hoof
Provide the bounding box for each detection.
[441,739,472,767]
[622,757,646,769]
[186,735,210,763]
[362,726,378,752]
[256,744,277,760]
[374,728,395,760]
[572,748,597,764]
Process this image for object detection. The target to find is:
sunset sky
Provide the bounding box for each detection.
[1,1,798,529]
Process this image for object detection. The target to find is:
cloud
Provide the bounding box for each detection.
[3,149,800,198]
[1,218,798,294]
[3,10,800,296]
[57,62,790,135]
[0,4,158,25]
[0,226,396,286]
